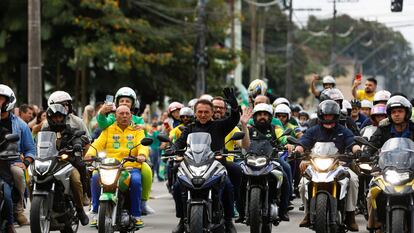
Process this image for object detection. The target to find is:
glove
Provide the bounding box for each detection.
[223,87,238,109]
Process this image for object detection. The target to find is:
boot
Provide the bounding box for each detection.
[345,211,359,232]
[225,220,237,233]
[7,224,17,233]
[299,214,310,227]
[172,218,185,233]
[77,208,89,226]
[16,213,30,226]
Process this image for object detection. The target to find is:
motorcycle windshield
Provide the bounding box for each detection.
[378,138,414,170]
[36,131,59,158]
[247,139,273,157]
[310,142,340,158]
[185,132,213,164]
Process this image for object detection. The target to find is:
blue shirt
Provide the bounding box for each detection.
[10,114,36,161]
[298,124,355,154]
[354,113,368,130]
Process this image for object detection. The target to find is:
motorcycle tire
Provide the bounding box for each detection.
[249,187,263,233]
[60,207,79,233]
[315,193,337,233]
[30,196,51,233]
[98,202,114,233]
[189,205,204,233]
[391,209,407,233]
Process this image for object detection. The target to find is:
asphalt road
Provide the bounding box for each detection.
[17,180,369,233]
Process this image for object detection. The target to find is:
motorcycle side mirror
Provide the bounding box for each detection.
[140,138,153,146]
[157,134,171,143]
[5,134,19,143]
[225,132,245,145]
[287,136,300,145]
[354,136,378,150]
[74,130,86,137]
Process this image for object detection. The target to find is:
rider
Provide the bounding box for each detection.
[169,88,240,233]
[293,100,361,231]
[360,104,387,130]
[41,103,90,226]
[0,85,36,227]
[272,97,299,126]
[167,102,184,129]
[248,95,283,128]
[298,111,310,132]
[247,79,267,105]
[360,100,373,117]
[350,99,368,130]
[240,103,292,222]
[85,105,150,228]
[363,95,414,230]
[169,107,194,142]
[311,74,336,99]
[274,104,302,144]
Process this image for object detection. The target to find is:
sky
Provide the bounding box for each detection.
[292,0,414,49]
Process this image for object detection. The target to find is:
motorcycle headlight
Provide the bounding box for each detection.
[247,156,267,167]
[385,170,411,185]
[189,165,208,177]
[35,160,52,176]
[100,168,119,186]
[312,158,334,172]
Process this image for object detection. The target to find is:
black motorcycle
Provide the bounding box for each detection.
[0,134,20,232]
[30,130,86,233]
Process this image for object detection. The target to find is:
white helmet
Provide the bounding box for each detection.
[48,91,72,107]
[179,107,194,117]
[199,94,213,102]
[361,100,373,109]
[0,84,16,112]
[322,75,336,86]
[272,97,290,108]
[248,79,267,98]
[373,90,391,104]
[341,99,352,115]
[274,104,291,119]
[253,103,273,116]
[188,98,198,110]
[115,87,137,108]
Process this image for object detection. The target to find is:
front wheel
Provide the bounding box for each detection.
[314,193,337,233]
[249,187,263,233]
[60,206,79,233]
[189,205,204,233]
[390,209,407,233]
[98,202,114,233]
[30,196,51,233]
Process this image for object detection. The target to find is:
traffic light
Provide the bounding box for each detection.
[391,0,403,12]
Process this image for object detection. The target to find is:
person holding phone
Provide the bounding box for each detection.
[310,74,336,99]
[352,75,377,102]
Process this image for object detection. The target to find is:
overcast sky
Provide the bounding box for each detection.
[292,0,414,49]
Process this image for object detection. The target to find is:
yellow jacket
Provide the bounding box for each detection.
[86,122,149,168]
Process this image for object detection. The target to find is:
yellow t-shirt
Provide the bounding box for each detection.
[356,90,375,102]
[169,123,184,143]
[224,127,241,162]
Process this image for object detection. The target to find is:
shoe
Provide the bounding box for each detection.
[83,195,90,207]
[172,218,185,233]
[299,204,304,211]
[235,215,245,223]
[345,211,359,232]
[16,213,30,226]
[77,208,89,226]
[134,217,145,228]
[7,224,17,233]
[141,201,155,215]
[89,211,98,227]
[288,201,294,211]
[299,214,310,227]
[225,221,237,233]
[279,211,290,222]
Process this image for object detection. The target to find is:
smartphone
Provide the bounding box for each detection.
[105,95,114,104]
[355,73,362,82]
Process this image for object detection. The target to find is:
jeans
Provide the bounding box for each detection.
[173,176,234,221]
[1,181,13,225]
[150,149,162,181]
[223,161,242,213]
[91,168,142,217]
[278,158,293,201]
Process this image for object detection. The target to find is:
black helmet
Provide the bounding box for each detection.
[350,99,361,108]
[317,100,341,124]
[46,104,68,132]
[386,95,412,122]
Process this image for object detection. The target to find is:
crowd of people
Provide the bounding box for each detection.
[1,73,414,233]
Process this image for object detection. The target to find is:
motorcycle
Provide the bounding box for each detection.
[0,134,20,232]
[92,137,153,233]
[237,129,292,233]
[158,132,243,233]
[356,136,414,233]
[288,137,352,233]
[30,130,87,233]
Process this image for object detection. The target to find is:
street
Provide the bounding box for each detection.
[17,180,369,233]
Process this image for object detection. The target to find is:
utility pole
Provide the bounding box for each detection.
[28,0,42,106]
[285,0,293,98]
[195,0,207,97]
[249,2,258,82]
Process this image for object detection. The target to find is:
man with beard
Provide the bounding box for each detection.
[352,77,377,102]
[292,100,361,231]
[240,103,291,222]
